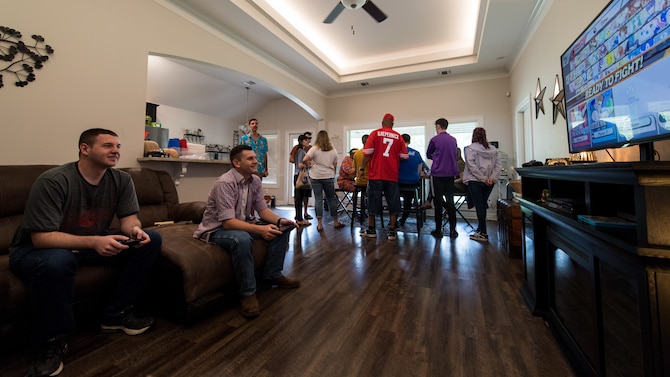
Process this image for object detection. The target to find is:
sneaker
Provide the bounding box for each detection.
[26,338,67,377]
[240,294,260,318]
[469,232,489,242]
[430,229,443,238]
[449,230,459,238]
[101,310,154,336]
[387,229,397,241]
[261,275,300,289]
[362,229,377,238]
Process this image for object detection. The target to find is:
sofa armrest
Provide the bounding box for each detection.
[173,201,206,224]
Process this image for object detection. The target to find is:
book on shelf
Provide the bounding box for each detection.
[577,215,636,229]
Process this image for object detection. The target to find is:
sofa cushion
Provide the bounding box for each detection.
[150,223,268,303]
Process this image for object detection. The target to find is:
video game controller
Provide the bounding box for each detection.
[119,238,143,246]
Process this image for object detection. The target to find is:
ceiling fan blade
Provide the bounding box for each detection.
[362,1,387,22]
[323,2,346,24]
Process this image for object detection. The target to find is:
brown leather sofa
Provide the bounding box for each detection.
[0,165,268,349]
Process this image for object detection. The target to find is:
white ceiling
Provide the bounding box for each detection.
[148,0,548,120]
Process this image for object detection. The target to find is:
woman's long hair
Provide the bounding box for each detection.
[471,127,490,149]
[314,130,333,151]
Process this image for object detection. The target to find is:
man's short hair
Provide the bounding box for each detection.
[303,132,312,137]
[78,128,118,156]
[230,144,252,162]
[362,134,369,144]
[435,118,449,130]
[79,128,118,147]
[402,134,410,143]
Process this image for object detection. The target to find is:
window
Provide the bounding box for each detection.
[264,133,279,184]
[445,119,480,154]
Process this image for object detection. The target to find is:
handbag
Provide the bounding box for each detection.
[296,168,311,189]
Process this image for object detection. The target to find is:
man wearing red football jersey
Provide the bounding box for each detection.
[360,113,409,240]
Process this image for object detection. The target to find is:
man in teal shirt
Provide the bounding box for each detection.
[239,118,269,179]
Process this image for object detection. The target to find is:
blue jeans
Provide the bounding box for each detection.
[310,178,338,219]
[432,176,456,232]
[209,228,289,297]
[467,181,494,234]
[9,230,162,344]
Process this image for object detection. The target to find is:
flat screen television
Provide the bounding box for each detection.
[560,0,670,160]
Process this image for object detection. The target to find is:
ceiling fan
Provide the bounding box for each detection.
[323,0,388,24]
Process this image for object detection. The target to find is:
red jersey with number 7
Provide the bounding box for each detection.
[362,127,409,182]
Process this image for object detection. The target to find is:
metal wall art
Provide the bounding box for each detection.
[551,75,566,124]
[0,26,54,88]
[534,78,545,119]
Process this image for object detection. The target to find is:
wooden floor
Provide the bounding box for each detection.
[1,210,576,377]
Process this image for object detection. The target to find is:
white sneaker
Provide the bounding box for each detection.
[469,232,488,242]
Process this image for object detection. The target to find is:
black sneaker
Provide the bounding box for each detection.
[387,229,397,241]
[430,229,443,238]
[101,310,154,336]
[26,338,67,377]
[362,229,377,238]
[449,230,459,238]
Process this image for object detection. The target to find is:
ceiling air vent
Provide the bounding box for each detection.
[440,70,452,76]
[359,82,370,87]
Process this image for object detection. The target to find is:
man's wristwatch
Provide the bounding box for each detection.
[276,218,283,227]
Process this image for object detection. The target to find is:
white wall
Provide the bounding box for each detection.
[1,0,326,168]
[156,105,232,146]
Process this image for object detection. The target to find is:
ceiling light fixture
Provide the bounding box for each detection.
[341,0,367,9]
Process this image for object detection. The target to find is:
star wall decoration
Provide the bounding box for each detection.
[534,78,545,119]
[551,75,566,124]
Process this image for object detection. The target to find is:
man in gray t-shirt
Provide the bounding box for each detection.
[9,128,162,377]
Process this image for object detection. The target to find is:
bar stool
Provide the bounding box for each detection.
[399,184,425,232]
[351,184,367,228]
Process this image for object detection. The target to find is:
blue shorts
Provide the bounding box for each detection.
[367,180,401,215]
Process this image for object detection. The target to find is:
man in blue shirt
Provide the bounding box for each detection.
[398,134,424,227]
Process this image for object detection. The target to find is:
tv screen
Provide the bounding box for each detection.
[560,0,670,154]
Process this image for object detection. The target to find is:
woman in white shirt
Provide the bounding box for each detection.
[303,130,345,231]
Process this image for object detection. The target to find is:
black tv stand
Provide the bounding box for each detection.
[516,162,670,376]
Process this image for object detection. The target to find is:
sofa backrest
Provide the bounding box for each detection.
[0,165,57,255]
[119,168,181,228]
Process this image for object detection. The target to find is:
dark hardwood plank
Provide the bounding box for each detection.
[0,211,575,377]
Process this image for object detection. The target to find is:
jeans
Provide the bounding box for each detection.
[310,178,338,219]
[432,176,456,232]
[209,228,289,297]
[467,181,494,234]
[9,230,162,344]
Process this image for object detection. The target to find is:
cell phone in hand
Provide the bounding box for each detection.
[120,238,143,246]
